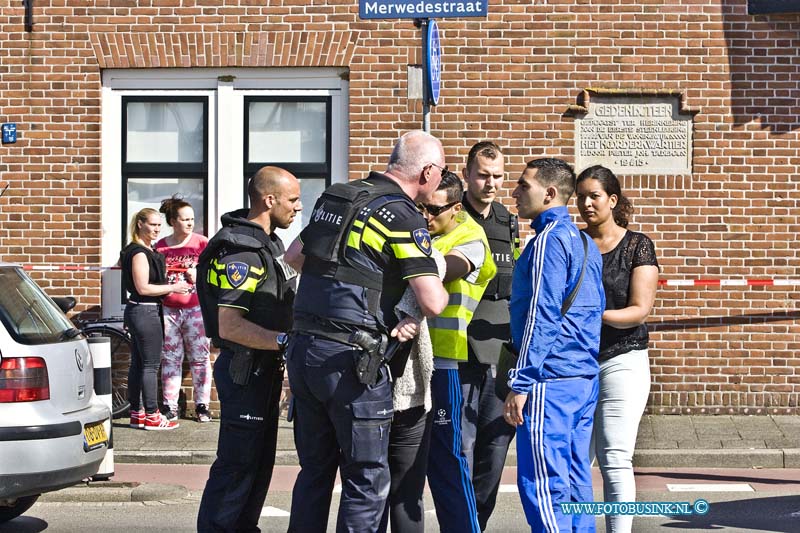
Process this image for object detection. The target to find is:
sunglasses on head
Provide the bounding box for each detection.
[416,200,459,217]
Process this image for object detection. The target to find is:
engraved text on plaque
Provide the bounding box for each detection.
[575,96,692,175]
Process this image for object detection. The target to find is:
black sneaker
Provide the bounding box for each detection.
[163,408,179,422]
[195,404,212,423]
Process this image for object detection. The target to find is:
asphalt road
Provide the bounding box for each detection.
[2,466,799,532]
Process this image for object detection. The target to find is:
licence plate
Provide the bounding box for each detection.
[83,421,108,452]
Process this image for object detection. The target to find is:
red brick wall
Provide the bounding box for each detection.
[1,1,799,413]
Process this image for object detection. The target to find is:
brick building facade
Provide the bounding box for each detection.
[1,1,798,414]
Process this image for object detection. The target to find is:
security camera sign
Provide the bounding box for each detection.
[359,0,487,19]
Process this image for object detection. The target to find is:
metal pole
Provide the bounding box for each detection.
[421,19,430,133]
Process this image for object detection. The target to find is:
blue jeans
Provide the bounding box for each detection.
[124,303,163,414]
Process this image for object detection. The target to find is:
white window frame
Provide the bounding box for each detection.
[100,67,349,317]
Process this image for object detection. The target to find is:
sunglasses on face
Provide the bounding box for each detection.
[427,162,449,175]
[417,200,459,217]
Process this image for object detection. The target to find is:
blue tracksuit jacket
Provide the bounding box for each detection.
[508,206,605,392]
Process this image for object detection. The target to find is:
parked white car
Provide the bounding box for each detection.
[0,263,110,523]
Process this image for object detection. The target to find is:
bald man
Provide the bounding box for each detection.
[197,166,302,532]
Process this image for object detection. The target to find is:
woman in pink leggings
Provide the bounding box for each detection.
[155,196,212,423]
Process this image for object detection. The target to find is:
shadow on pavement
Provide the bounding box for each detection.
[662,495,800,532]
[0,515,48,532]
[637,470,800,486]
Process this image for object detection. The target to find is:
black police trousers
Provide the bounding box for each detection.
[459,359,516,531]
[197,350,282,532]
[286,333,393,533]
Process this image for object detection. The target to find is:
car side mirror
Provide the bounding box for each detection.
[52,296,77,314]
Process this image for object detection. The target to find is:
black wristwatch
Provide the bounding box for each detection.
[276,332,289,351]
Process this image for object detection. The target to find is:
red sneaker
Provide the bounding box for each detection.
[130,409,145,429]
[144,411,179,431]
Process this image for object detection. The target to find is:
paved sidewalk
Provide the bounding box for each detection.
[111,414,800,469]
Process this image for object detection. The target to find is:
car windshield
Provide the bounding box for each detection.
[0,266,77,345]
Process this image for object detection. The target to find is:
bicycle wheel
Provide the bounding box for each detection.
[83,324,132,418]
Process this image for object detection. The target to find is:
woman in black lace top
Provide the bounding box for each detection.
[576,165,659,533]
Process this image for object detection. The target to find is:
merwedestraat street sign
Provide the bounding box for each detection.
[358,0,489,129]
[359,0,487,19]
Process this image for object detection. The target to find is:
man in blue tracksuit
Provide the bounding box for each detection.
[504,158,605,532]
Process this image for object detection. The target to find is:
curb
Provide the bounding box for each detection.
[633,449,800,469]
[111,448,800,469]
[114,450,300,466]
[38,482,188,503]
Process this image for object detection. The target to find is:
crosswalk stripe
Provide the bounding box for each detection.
[498,484,518,493]
[261,506,291,517]
[667,483,754,492]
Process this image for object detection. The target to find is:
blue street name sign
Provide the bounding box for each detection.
[360,0,486,19]
[425,20,441,106]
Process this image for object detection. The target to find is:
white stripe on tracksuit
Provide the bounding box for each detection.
[511,220,557,386]
[530,382,559,533]
[512,220,560,532]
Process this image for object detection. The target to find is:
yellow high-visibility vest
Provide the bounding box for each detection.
[429,213,497,361]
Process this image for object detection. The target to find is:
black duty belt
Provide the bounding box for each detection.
[293,316,376,347]
[214,338,280,357]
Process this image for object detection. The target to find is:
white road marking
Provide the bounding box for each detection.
[261,506,290,517]
[498,484,519,493]
[667,483,754,492]
[334,484,342,494]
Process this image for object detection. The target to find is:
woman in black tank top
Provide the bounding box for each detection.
[120,208,190,432]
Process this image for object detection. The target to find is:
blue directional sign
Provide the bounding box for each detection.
[425,20,441,106]
[359,0,487,19]
[2,123,16,144]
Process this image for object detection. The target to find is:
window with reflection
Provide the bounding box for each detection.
[122,97,208,241]
[244,96,332,244]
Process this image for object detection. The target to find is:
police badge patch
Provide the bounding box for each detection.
[412,228,432,255]
[226,262,250,288]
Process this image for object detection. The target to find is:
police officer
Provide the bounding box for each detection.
[196,166,302,532]
[283,130,449,533]
[457,142,520,531]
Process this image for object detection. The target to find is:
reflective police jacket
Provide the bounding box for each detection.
[428,213,497,361]
[196,209,296,347]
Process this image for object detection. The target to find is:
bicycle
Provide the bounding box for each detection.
[52,297,132,419]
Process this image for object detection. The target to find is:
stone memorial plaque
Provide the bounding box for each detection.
[575,95,692,175]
